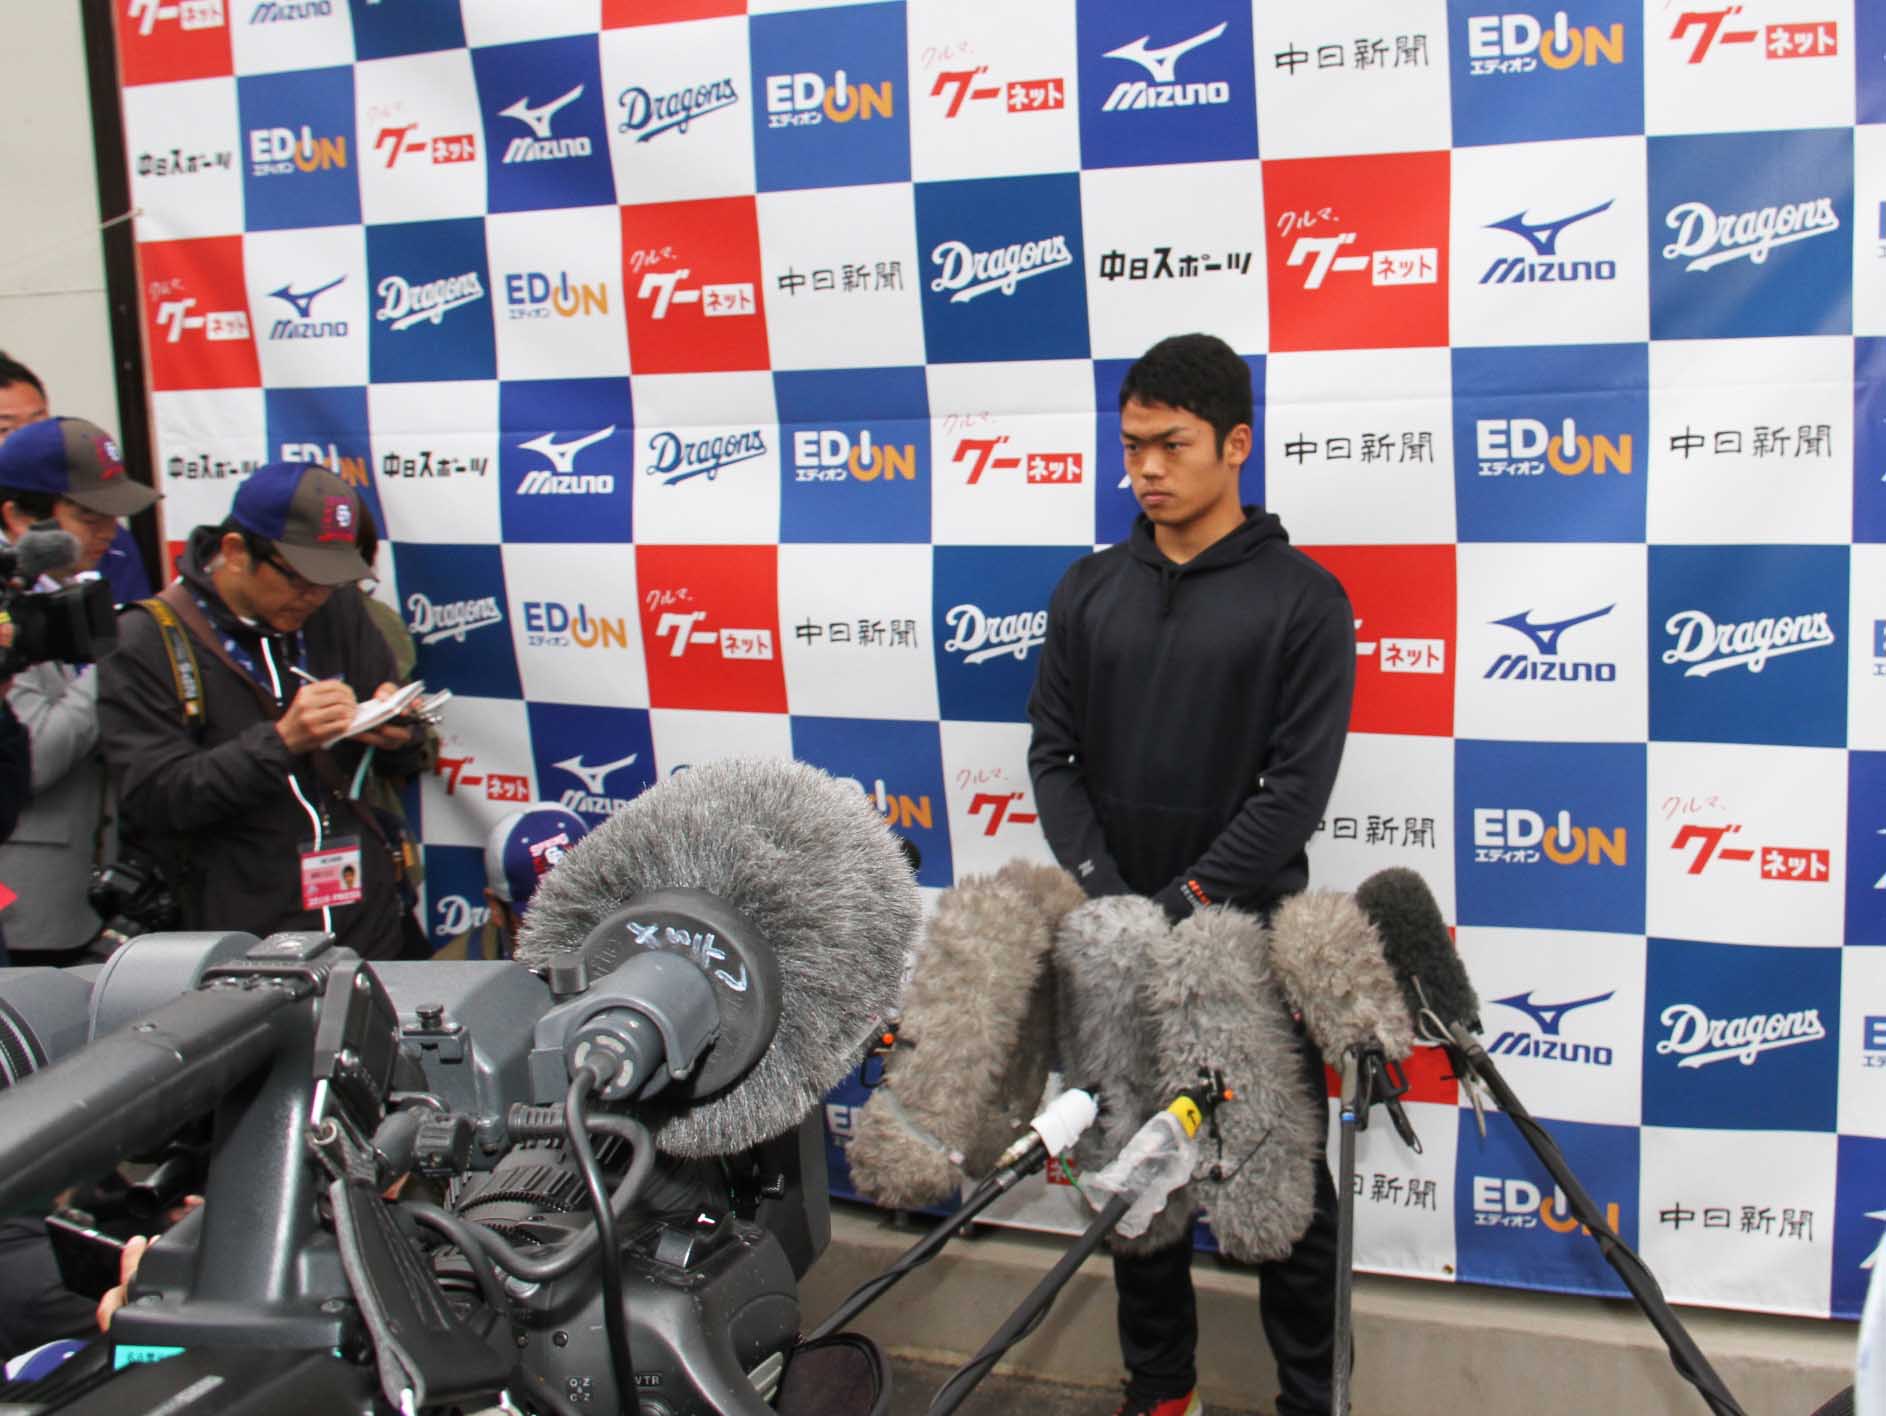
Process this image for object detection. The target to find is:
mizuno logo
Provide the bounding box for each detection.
[553,752,640,796]
[1103,22,1228,82]
[499,85,584,139]
[1485,200,1613,257]
[267,275,344,319]
[1492,989,1615,1036]
[1490,605,1614,656]
[518,426,614,474]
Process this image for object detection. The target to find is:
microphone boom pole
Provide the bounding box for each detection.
[1447,1023,1749,1416]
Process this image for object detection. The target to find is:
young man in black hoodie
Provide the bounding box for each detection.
[1027,333,1356,1416]
[97,463,425,960]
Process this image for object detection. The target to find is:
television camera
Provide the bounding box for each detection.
[0,914,872,1415]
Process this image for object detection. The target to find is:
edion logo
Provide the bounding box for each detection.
[1474,415,1630,478]
[763,70,895,128]
[1473,808,1628,866]
[792,430,915,485]
[1100,22,1231,110]
[1472,1176,1622,1239]
[247,124,347,177]
[1465,10,1626,74]
[502,271,608,321]
[521,601,631,651]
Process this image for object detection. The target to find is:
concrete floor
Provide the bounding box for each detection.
[888,1355,1262,1416]
[808,1205,1858,1416]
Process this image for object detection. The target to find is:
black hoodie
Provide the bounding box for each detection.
[1026,508,1354,916]
[96,526,424,958]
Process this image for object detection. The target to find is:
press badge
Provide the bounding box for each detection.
[300,837,364,911]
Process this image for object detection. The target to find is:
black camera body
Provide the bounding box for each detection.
[0,536,115,676]
[0,925,843,1416]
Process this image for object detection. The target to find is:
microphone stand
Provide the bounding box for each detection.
[1332,1045,1418,1416]
[1333,1052,1360,1416]
[805,1166,1026,1341]
[924,1190,1136,1416]
[1446,1024,1749,1416]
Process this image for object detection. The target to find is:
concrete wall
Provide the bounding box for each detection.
[0,2,122,431]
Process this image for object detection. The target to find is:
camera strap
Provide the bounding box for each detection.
[136,593,206,729]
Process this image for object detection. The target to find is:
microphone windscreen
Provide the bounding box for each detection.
[1268,889,1417,1061]
[1150,908,1319,1263]
[515,758,921,1157]
[1052,895,1196,1254]
[1355,867,1480,1035]
[14,527,81,583]
[845,861,1086,1209]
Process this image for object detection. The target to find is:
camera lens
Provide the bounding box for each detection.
[0,996,49,1092]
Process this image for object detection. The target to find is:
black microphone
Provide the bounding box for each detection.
[1355,867,1481,1037]
[13,525,82,583]
[845,861,1086,1209]
[514,757,922,1159]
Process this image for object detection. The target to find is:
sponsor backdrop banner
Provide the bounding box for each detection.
[111,0,1884,1321]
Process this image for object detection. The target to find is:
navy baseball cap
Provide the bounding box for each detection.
[230,461,371,586]
[484,804,588,909]
[0,416,159,517]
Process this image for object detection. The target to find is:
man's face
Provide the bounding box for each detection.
[52,499,120,573]
[1119,397,1249,531]
[0,382,47,441]
[217,533,335,633]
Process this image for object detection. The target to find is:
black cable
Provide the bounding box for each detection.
[405,1201,510,1314]
[436,1112,659,1283]
[926,1190,1133,1416]
[806,1171,1009,1341]
[566,1067,640,1416]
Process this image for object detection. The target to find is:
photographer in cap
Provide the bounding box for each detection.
[0,416,158,961]
[97,462,425,960]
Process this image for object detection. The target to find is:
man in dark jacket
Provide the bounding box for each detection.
[97,463,424,959]
[1027,334,1355,1416]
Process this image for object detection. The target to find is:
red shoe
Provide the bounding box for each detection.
[1111,1389,1203,1416]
